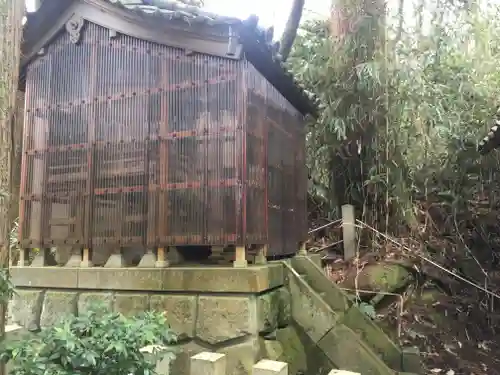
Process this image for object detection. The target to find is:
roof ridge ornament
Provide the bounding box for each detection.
[65,15,85,44]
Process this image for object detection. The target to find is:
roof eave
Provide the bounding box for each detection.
[22,0,244,66]
[19,0,245,90]
[22,0,77,68]
[20,0,317,116]
[240,35,317,118]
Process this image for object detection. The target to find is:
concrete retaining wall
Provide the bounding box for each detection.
[9,264,294,375]
[8,260,420,375]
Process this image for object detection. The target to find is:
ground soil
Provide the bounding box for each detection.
[383,288,500,375]
[320,241,500,375]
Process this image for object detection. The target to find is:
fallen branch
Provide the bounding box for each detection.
[308,219,342,235]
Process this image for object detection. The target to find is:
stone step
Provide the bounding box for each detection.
[340,305,403,371]
[284,263,395,375]
[291,257,350,312]
[289,256,407,373]
[317,322,396,375]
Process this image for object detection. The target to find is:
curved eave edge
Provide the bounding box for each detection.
[241,35,318,117]
[19,0,76,90]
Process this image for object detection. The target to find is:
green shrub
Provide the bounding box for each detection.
[1,302,177,375]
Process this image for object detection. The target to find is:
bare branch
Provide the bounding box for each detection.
[279,0,305,61]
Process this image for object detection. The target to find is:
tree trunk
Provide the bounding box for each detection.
[329,0,386,92]
[328,0,386,213]
[416,0,425,37]
[0,0,25,371]
[395,0,405,43]
[9,91,24,267]
[279,0,306,61]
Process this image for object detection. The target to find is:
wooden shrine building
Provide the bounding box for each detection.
[18,0,316,268]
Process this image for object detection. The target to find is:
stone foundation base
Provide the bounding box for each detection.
[10,264,291,375]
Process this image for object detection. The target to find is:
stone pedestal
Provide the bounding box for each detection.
[253,359,288,375]
[104,252,125,268]
[190,352,226,375]
[138,250,156,268]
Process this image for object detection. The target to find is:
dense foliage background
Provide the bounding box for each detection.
[290,0,500,275]
[288,1,500,372]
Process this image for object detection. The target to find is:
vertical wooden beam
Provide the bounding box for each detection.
[157,50,169,252]
[233,245,247,268]
[38,87,51,256]
[236,60,248,253]
[145,54,156,256]
[341,204,356,260]
[17,107,28,264]
[155,246,169,268]
[241,113,248,252]
[262,100,269,256]
[80,247,92,268]
[18,248,30,267]
[298,241,307,256]
[84,28,98,266]
[254,244,268,265]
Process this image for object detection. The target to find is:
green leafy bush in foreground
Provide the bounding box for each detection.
[1,303,177,375]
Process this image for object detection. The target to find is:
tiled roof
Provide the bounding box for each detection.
[24,0,318,115]
[109,0,243,26]
[107,0,318,115]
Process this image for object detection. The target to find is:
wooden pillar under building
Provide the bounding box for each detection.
[298,242,307,256]
[233,246,247,268]
[254,244,268,265]
[17,248,30,267]
[155,246,169,268]
[81,248,92,267]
